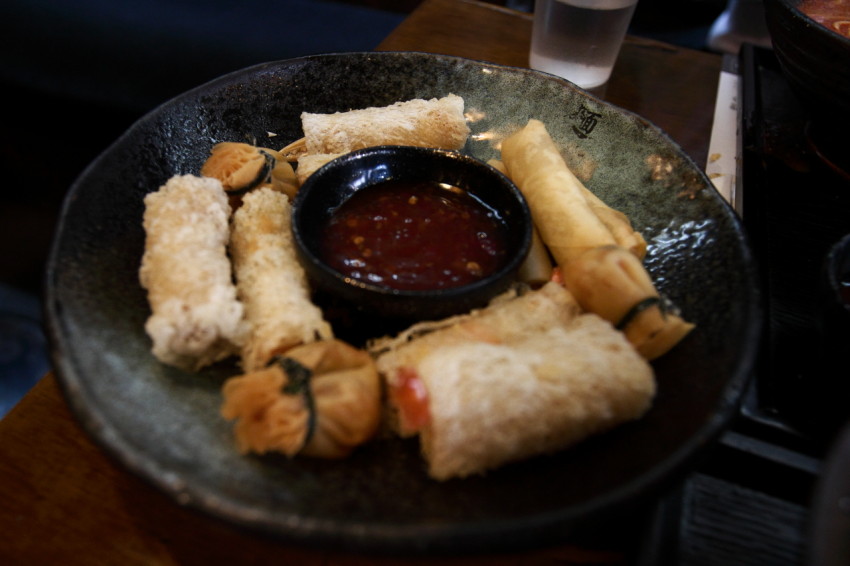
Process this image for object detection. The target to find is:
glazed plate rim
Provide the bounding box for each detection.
[44,51,761,554]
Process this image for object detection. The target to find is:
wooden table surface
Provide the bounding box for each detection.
[0,1,722,564]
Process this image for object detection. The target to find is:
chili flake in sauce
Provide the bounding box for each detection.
[319,179,508,291]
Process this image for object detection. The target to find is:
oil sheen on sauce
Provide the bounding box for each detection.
[319,179,508,291]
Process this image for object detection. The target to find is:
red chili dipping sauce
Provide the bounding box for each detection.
[319,179,508,291]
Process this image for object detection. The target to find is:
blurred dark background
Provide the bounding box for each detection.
[0,0,731,416]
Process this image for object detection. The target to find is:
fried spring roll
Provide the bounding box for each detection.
[229,187,333,371]
[581,187,647,260]
[518,226,555,286]
[488,158,553,286]
[139,174,247,371]
[372,282,655,480]
[295,153,342,186]
[500,119,646,264]
[298,94,470,156]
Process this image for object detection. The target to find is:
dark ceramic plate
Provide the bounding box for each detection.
[45,52,760,554]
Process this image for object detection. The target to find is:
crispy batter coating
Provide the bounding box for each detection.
[229,187,332,371]
[300,94,470,155]
[373,283,655,480]
[140,175,247,371]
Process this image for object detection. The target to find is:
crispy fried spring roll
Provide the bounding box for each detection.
[139,174,247,371]
[500,119,646,264]
[372,282,655,480]
[488,159,553,286]
[298,94,470,156]
[581,188,647,260]
[295,153,342,186]
[562,246,695,360]
[229,187,333,371]
[518,226,555,286]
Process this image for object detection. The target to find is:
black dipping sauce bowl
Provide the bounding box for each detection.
[291,145,532,325]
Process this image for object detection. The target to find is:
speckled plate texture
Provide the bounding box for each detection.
[45,52,760,555]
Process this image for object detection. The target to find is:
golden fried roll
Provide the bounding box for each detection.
[139,174,247,371]
[500,119,646,264]
[295,153,342,186]
[229,187,333,371]
[221,339,382,459]
[372,282,655,480]
[580,186,647,260]
[561,245,695,360]
[299,94,470,155]
[486,159,554,286]
[517,225,555,286]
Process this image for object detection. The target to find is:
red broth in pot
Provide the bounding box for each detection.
[799,0,850,37]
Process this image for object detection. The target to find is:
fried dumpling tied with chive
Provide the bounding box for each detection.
[220,339,382,459]
[561,245,695,360]
[201,142,298,200]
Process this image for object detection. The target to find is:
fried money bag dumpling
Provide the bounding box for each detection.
[220,339,382,459]
[201,142,298,200]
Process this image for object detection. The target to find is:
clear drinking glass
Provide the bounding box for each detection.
[530,0,639,89]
